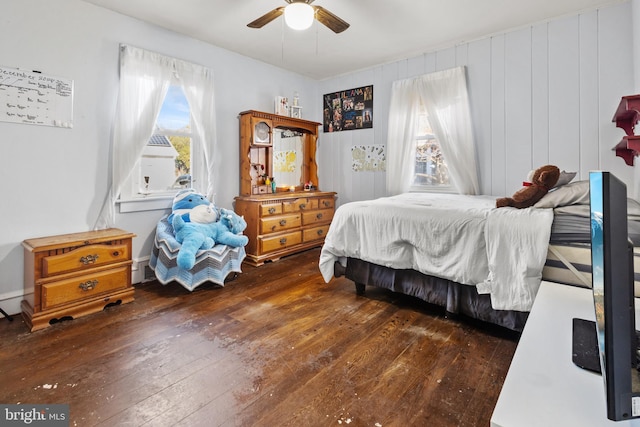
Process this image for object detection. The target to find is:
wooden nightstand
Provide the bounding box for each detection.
[21,228,136,332]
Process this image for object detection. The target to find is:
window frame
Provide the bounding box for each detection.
[117,85,193,212]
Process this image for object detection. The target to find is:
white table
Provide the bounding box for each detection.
[491,281,640,427]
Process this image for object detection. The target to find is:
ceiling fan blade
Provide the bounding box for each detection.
[314,6,350,33]
[247,7,285,29]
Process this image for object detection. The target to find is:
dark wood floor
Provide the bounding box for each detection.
[0,248,519,427]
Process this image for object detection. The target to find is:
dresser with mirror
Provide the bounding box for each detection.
[235,110,336,266]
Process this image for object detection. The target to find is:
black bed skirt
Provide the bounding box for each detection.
[341,258,528,332]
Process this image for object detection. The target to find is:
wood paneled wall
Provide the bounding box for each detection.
[317,2,635,206]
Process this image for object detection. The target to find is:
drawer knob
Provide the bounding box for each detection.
[323,201,330,207]
[80,254,99,265]
[79,280,98,291]
[317,229,324,236]
[299,203,307,210]
[279,238,287,245]
[316,213,323,220]
[279,219,287,226]
[269,207,276,214]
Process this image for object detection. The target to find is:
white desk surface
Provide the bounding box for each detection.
[491,281,640,427]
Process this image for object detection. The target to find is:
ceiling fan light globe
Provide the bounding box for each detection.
[284,3,314,30]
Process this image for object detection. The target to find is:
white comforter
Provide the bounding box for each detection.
[319,193,554,311]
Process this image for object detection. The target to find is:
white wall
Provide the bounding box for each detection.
[317,2,635,205]
[0,0,636,316]
[0,0,317,314]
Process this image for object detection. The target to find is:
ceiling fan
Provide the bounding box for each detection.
[247,0,350,34]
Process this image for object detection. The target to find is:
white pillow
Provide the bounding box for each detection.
[534,180,590,208]
[554,170,577,188]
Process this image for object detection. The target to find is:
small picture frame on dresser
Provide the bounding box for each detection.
[275,96,289,116]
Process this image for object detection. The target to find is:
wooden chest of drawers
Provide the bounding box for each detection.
[234,191,336,266]
[22,228,136,331]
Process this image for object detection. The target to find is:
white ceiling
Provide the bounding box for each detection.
[82,0,623,80]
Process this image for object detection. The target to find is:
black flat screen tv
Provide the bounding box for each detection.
[572,170,640,421]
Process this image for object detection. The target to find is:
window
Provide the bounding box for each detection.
[96,45,216,227]
[386,67,478,196]
[121,86,192,200]
[411,104,450,191]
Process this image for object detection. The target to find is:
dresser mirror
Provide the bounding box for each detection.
[272,127,304,188]
[239,110,321,197]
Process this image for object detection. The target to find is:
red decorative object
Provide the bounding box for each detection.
[612,94,640,166]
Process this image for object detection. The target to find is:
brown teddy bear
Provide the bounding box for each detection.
[496,165,560,209]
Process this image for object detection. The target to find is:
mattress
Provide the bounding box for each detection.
[543,242,640,297]
[550,203,640,245]
[545,203,640,297]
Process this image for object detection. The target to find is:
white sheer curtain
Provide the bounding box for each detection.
[386,66,479,195]
[95,45,217,229]
[180,62,217,202]
[386,79,421,195]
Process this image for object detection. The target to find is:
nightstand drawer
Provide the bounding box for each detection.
[260,214,301,234]
[41,265,130,310]
[303,225,330,242]
[42,243,130,277]
[301,208,334,225]
[260,231,302,254]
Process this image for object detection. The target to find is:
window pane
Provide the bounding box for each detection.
[140,86,192,193]
[169,135,191,188]
[157,86,190,131]
[413,108,449,187]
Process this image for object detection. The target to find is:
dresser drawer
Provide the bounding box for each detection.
[301,208,334,226]
[303,224,330,242]
[260,214,301,234]
[282,198,318,213]
[318,197,335,209]
[41,265,130,310]
[260,203,282,216]
[42,243,130,277]
[260,231,302,254]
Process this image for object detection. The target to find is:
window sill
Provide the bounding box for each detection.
[409,185,454,193]
[118,195,173,213]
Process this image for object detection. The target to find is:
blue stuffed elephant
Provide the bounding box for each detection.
[172,205,249,270]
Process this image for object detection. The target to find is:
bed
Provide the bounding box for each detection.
[319,180,640,332]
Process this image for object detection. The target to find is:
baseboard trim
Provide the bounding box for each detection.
[0,292,23,317]
[132,255,154,284]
